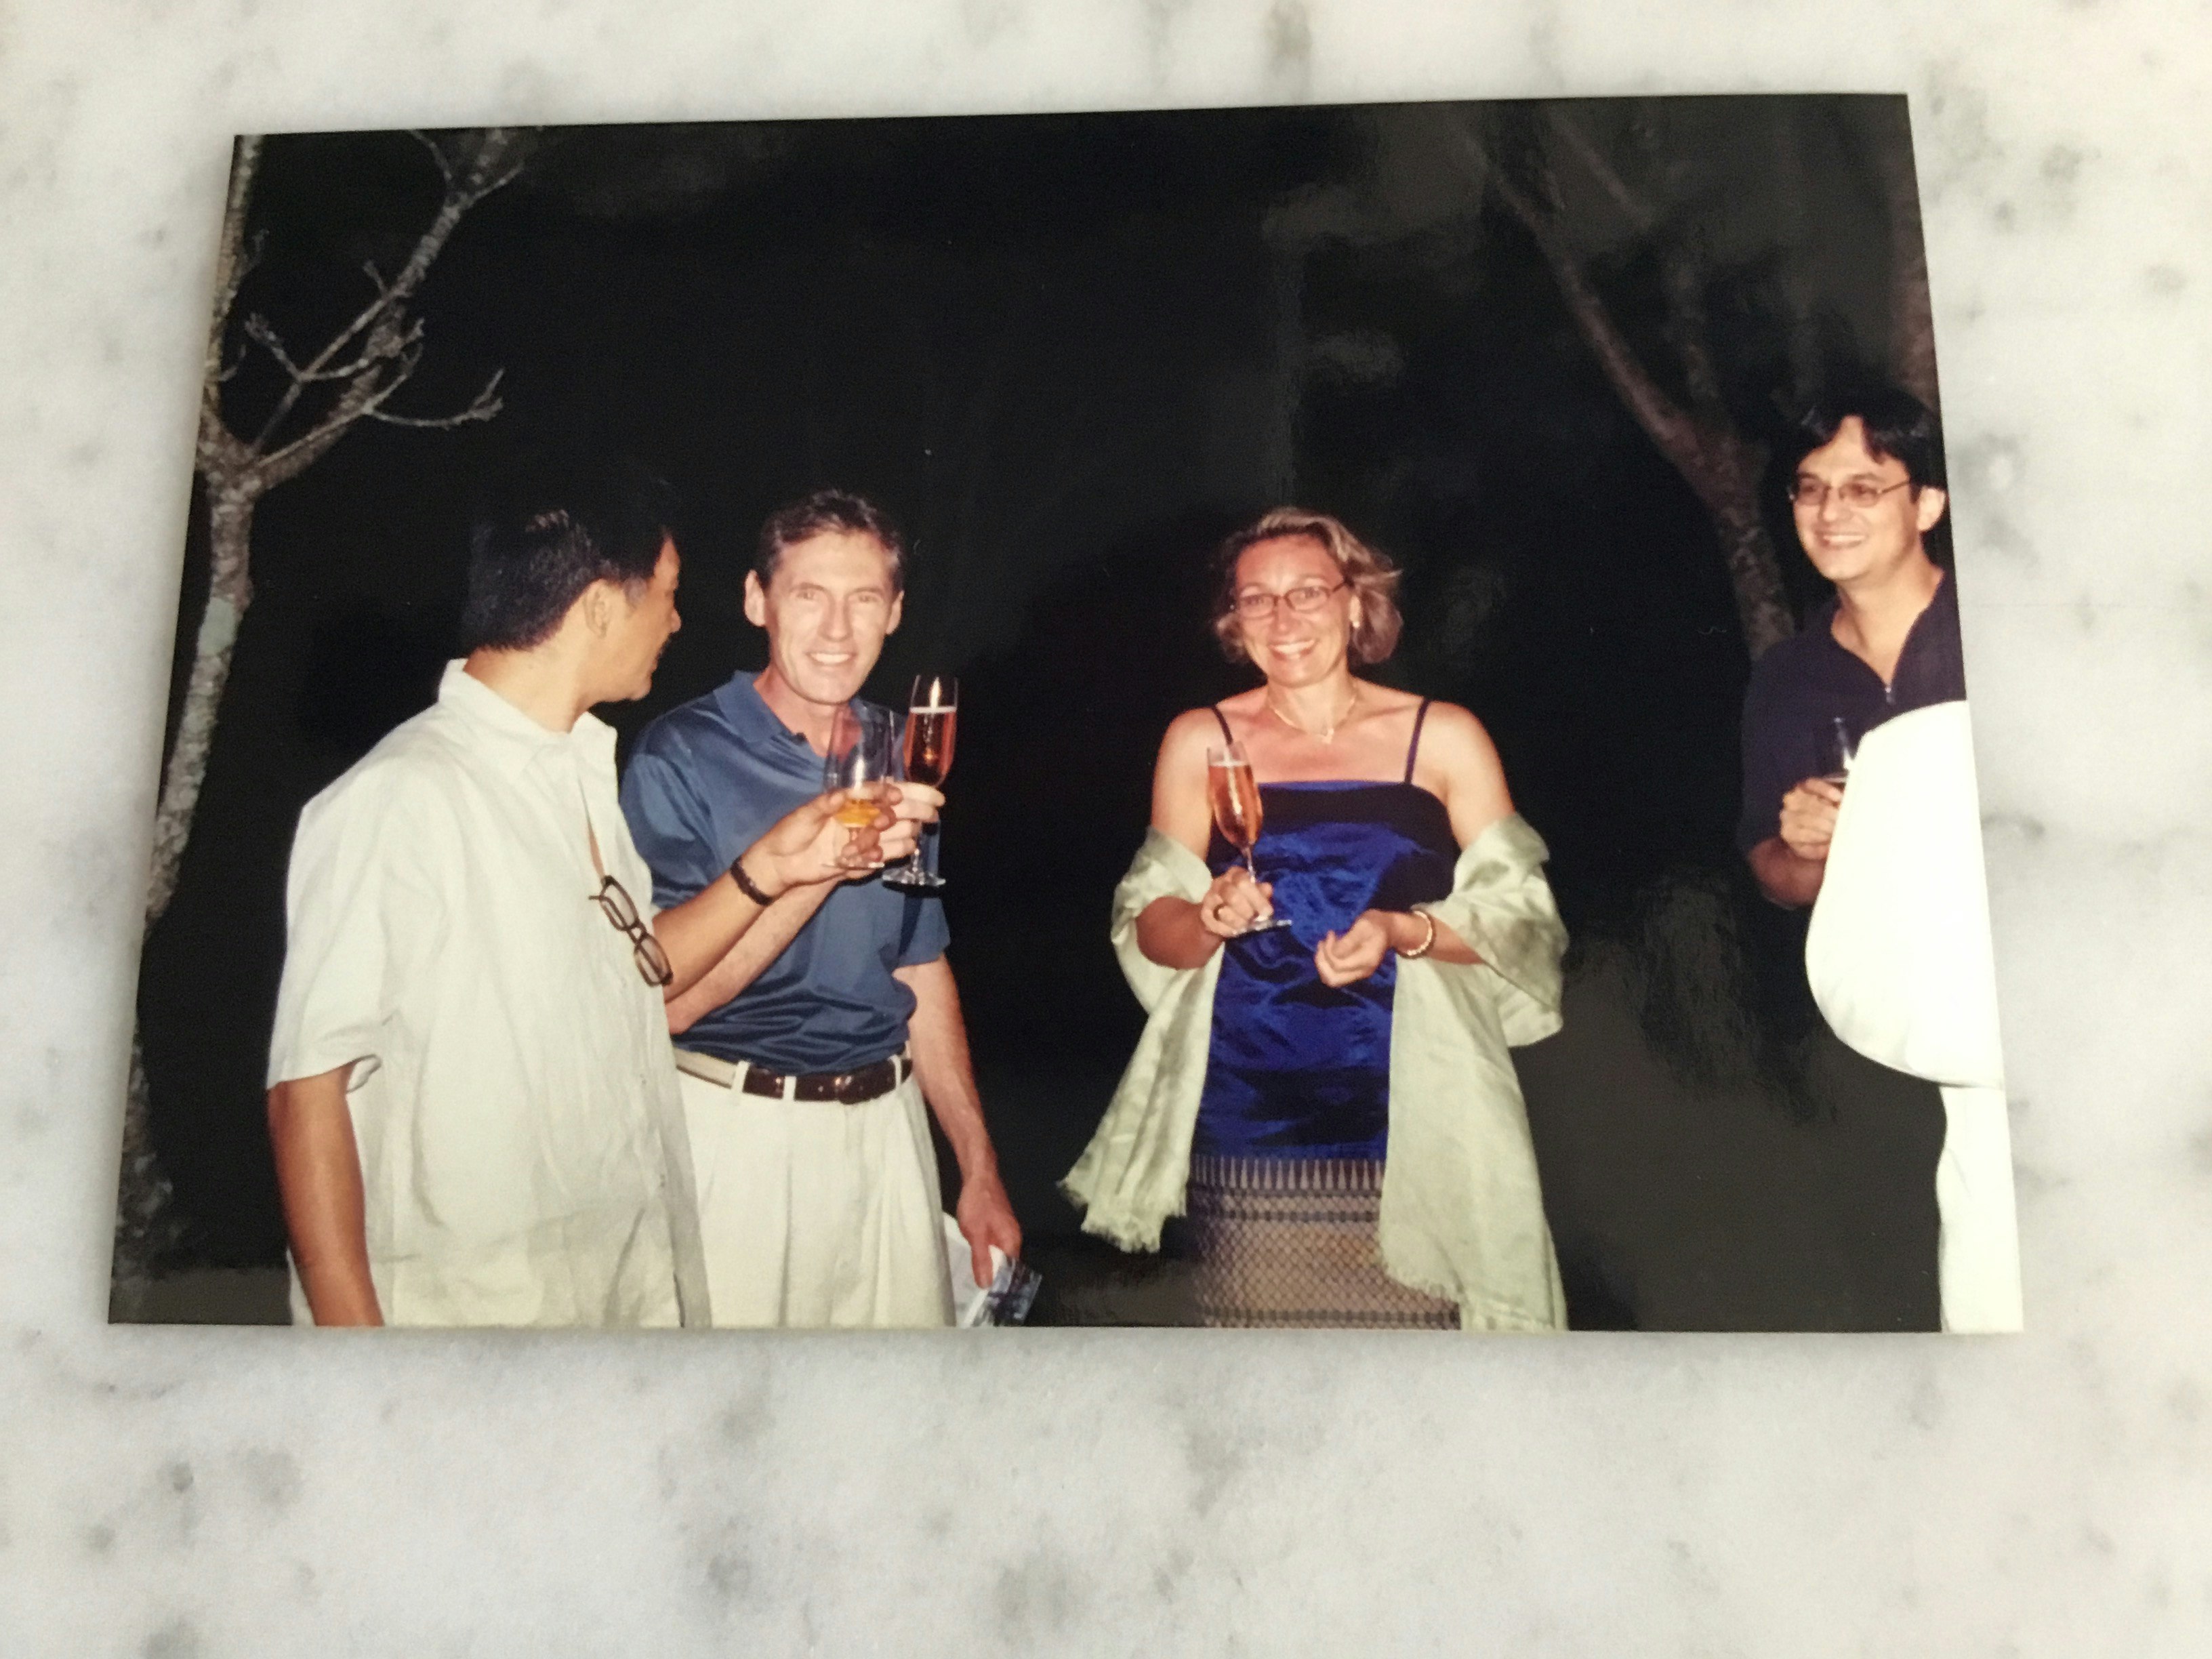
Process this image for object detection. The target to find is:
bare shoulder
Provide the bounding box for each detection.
[1412,700,1513,835]
[1152,706,1228,850]
[1158,705,1231,766]
[1414,700,1502,769]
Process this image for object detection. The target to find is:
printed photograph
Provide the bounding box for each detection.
[115,94,2019,1332]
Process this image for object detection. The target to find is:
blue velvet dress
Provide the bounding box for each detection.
[1194,705,1458,1161]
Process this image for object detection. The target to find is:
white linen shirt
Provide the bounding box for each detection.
[268,661,710,1328]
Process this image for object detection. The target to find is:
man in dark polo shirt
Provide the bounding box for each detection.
[1742,387,2022,1330]
[1739,386,1961,907]
[619,490,1021,1327]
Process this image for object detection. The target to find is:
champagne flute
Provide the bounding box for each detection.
[822,702,897,867]
[1206,741,1290,931]
[885,674,956,893]
[1820,716,1857,788]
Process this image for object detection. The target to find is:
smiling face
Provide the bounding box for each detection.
[743,528,904,714]
[596,538,682,703]
[1792,415,1948,592]
[1230,533,1360,689]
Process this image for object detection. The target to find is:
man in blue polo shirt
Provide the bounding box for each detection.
[1738,386,1962,908]
[620,490,1021,1327]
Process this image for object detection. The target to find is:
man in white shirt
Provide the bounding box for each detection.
[265,464,935,1327]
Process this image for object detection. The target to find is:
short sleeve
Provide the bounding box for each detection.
[894,890,951,968]
[266,768,447,1089]
[621,734,729,912]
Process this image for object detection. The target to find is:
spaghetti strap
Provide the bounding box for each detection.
[1404,699,1433,784]
[1209,704,1235,744]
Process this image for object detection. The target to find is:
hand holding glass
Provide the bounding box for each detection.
[885,675,956,893]
[821,703,898,867]
[1206,741,1290,932]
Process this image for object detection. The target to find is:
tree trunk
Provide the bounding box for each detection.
[112,1034,188,1298]
[1471,118,1797,660]
[146,485,258,926]
[1710,489,1797,659]
[117,129,516,1293]
[115,144,268,1289]
[115,483,259,1286]
[1504,180,1796,657]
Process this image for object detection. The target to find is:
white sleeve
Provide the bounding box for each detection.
[1805,703,2005,1089]
[265,766,445,1089]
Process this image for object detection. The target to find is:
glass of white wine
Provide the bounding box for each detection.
[822,702,898,867]
[1206,740,1290,932]
[885,674,956,893]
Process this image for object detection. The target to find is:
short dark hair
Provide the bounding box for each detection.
[1790,384,1947,492]
[753,490,907,592]
[460,459,677,652]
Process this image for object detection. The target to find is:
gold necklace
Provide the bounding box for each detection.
[1265,683,1359,743]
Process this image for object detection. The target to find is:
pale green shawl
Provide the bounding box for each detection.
[1063,813,1569,1332]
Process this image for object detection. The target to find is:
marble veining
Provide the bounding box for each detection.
[3,1,2210,1652]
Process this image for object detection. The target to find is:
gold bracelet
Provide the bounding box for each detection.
[1398,909,1437,960]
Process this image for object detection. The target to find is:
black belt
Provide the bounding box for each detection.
[738,1053,911,1105]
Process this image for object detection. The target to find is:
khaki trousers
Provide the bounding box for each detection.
[676,1067,953,1328]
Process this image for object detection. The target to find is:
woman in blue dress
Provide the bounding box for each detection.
[1090,508,1563,1328]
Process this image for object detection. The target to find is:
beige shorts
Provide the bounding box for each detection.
[676,1065,953,1328]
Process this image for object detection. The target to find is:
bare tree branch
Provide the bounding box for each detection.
[1547,110,1729,425]
[365,368,505,429]
[1660,248,1729,423]
[1458,112,1795,657]
[255,353,417,488]
[412,127,460,192]
[247,128,525,449]
[242,314,350,385]
[1479,136,1690,459]
[196,140,268,483]
[247,312,424,449]
[133,127,527,1290]
[1548,108,1656,236]
[201,138,264,396]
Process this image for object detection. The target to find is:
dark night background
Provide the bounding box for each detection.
[131,96,1953,1330]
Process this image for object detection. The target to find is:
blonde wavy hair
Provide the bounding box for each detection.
[1210,508,1404,667]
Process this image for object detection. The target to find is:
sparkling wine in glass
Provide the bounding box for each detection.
[1206,740,1290,931]
[822,702,897,864]
[886,675,956,892]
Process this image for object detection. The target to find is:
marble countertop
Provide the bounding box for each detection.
[3,1,2208,1652]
